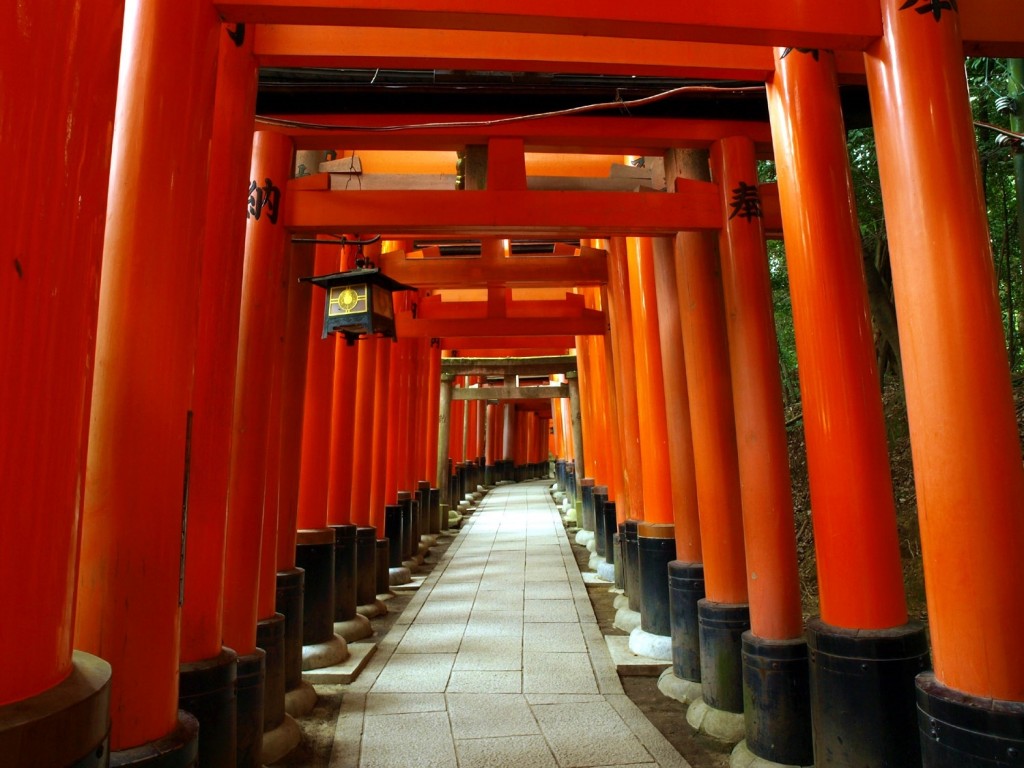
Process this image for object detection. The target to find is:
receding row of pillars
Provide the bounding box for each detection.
[550,43,1024,768]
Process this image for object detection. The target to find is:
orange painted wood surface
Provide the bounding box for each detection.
[767,49,906,629]
[867,2,1024,698]
[0,0,121,707]
[712,137,802,639]
[74,0,221,747]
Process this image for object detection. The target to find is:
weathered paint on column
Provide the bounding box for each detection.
[349,337,379,527]
[221,131,295,657]
[436,373,455,498]
[73,0,220,749]
[368,332,392,531]
[767,49,908,630]
[866,3,1024,699]
[0,0,121,707]
[712,136,802,640]
[424,342,443,481]
[326,244,359,525]
[565,372,586,480]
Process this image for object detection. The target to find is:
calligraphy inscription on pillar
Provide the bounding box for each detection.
[728,181,763,222]
[247,178,280,224]
[898,0,958,20]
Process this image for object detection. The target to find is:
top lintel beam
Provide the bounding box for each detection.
[442,355,577,377]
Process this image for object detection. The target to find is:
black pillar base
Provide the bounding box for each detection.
[234,649,265,768]
[593,486,609,558]
[698,599,750,713]
[638,523,676,637]
[603,502,617,565]
[178,647,237,768]
[623,519,641,612]
[329,524,358,622]
[0,650,111,768]
[274,568,304,693]
[355,526,378,607]
[109,711,199,768]
[397,492,414,561]
[807,617,928,768]
[668,561,705,683]
[580,479,595,533]
[613,531,625,590]
[295,529,336,646]
[256,613,286,733]
[917,671,1024,767]
[375,538,391,595]
[742,633,813,766]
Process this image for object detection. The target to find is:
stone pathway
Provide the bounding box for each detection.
[328,480,691,768]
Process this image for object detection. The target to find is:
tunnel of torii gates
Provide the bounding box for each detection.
[5,1,1024,767]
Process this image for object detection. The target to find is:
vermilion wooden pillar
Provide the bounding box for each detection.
[866,4,1024,762]
[350,338,379,527]
[712,136,810,765]
[73,0,219,759]
[0,2,120,764]
[607,238,645,523]
[177,26,258,768]
[423,342,443,483]
[368,334,393,531]
[768,48,926,767]
[675,151,750,726]
[326,245,359,526]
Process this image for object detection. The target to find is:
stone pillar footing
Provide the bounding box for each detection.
[357,599,388,619]
[807,618,928,768]
[0,650,112,768]
[334,615,373,643]
[628,626,672,661]
[301,634,349,671]
[284,680,317,719]
[389,566,412,586]
[178,646,237,768]
[657,668,703,707]
[260,713,301,765]
[614,607,642,634]
[730,739,812,768]
[687,696,746,744]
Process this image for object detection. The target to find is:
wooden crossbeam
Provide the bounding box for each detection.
[452,384,567,401]
[396,311,606,337]
[381,250,606,288]
[442,355,577,377]
[284,186,721,236]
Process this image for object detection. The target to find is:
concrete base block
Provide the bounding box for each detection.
[586,537,596,554]
[301,634,349,671]
[730,739,812,768]
[356,599,387,618]
[284,681,317,718]
[658,668,704,706]
[421,534,438,548]
[582,571,612,586]
[614,606,642,634]
[575,529,595,546]
[261,713,301,765]
[613,593,631,610]
[389,567,412,586]
[628,626,673,661]
[392,575,426,592]
[597,560,616,582]
[334,614,373,643]
[301,642,377,684]
[605,635,673,676]
[588,552,603,570]
[687,696,746,744]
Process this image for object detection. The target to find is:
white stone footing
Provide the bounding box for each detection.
[613,606,642,633]
[334,614,373,643]
[687,696,746,744]
[301,641,376,684]
[389,566,412,586]
[575,529,595,546]
[597,560,616,582]
[301,634,349,670]
[628,626,672,661]
[284,680,317,718]
[657,668,704,706]
[356,599,387,618]
[730,739,813,768]
[261,713,301,764]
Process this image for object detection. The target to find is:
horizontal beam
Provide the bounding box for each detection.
[284,186,721,236]
[384,253,606,288]
[253,25,870,82]
[443,355,578,377]
[396,312,607,338]
[453,384,568,400]
[258,114,775,156]
[441,339,575,353]
[217,0,882,50]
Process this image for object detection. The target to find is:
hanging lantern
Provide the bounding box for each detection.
[301,267,413,343]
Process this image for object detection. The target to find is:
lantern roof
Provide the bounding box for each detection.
[300,267,414,293]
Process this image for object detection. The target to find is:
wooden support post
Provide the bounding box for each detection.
[768,47,925,767]
[436,374,455,504]
[349,338,378,527]
[0,1,120,764]
[368,334,392,531]
[326,244,360,525]
[866,3,1024,758]
[424,343,443,482]
[565,372,586,483]
[74,0,220,754]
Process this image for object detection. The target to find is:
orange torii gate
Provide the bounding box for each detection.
[5,1,1024,767]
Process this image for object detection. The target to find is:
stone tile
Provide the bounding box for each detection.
[522,652,599,695]
[455,636,522,671]
[478,576,525,592]
[359,711,457,768]
[473,589,524,612]
[524,598,578,623]
[445,669,522,693]
[605,693,692,768]
[394,622,465,655]
[446,693,540,739]
[524,693,607,705]
[363,693,447,715]
[532,700,654,768]
[464,610,524,638]
[412,600,473,624]
[370,653,454,693]
[524,581,573,600]
[526,567,570,582]
[523,622,587,653]
[455,735,558,768]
